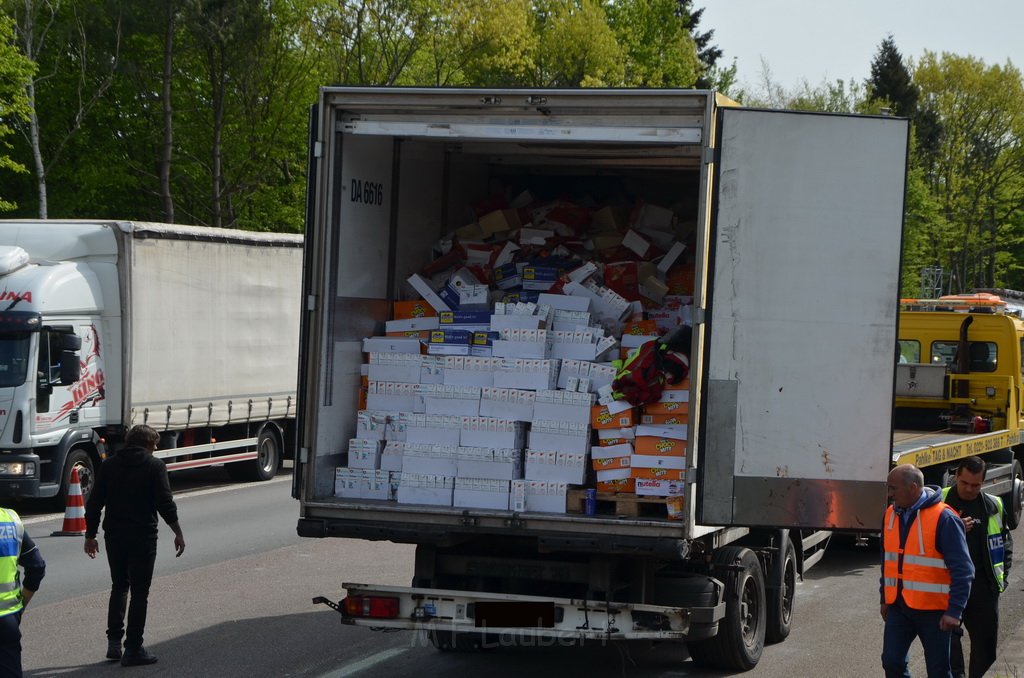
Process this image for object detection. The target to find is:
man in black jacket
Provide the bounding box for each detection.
[84,425,185,667]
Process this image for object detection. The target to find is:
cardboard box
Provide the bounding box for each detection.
[597,426,635,441]
[403,415,463,446]
[363,336,423,354]
[397,473,454,506]
[634,436,686,456]
[422,386,481,417]
[393,300,438,320]
[640,412,688,426]
[347,439,383,470]
[380,442,404,472]
[630,453,686,477]
[523,480,568,513]
[534,390,594,425]
[438,310,491,331]
[528,421,591,455]
[490,314,545,331]
[459,418,527,450]
[441,357,496,388]
[456,448,523,481]
[596,467,632,486]
[356,411,390,440]
[634,477,685,497]
[521,266,561,291]
[525,450,587,484]
[407,273,451,313]
[400,445,459,477]
[597,476,636,494]
[479,387,535,422]
[491,339,549,359]
[367,353,423,384]
[641,400,689,415]
[635,424,688,441]
[492,359,559,391]
[454,485,511,511]
[385,317,440,334]
[591,442,632,471]
[479,208,521,236]
[590,404,636,429]
[539,292,590,313]
[427,329,473,356]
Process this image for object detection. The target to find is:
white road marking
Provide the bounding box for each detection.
[19,475,292,526]
[319,648,408,677]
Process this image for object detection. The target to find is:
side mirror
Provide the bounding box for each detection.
[58,350,81,385]
[63,334,82,351]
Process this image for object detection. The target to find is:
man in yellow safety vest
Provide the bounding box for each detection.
[0,506,46,676]
[941,456,1013,678]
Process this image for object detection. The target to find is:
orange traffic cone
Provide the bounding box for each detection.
[51,467,87,536]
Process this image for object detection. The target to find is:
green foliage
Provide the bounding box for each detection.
[606,0,700,87]
[533,0,623,87]
[913,52,1024,292]
[0,15,35,212]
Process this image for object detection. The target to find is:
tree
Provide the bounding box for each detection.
[0,15,36,211]
[866,35,918,117]
[4,0,122,217]
[532,0,623,87]
[606,0,700,87]
[913,52,1024,292]
[676,0,733,90]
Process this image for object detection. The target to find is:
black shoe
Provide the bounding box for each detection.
[120,647,158,667]
[106,640,121,661]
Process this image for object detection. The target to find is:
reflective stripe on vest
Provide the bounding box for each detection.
[0,507,24,617]
[883,501,954,610]
[940,487,1007,593]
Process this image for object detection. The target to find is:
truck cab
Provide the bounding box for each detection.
[0,241,99,499]
[895,291,1024,527]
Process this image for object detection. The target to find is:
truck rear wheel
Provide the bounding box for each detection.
[687,546,765,671]
[227,428,279,482]
[765,539,796,644]
[1002,459,1023,530]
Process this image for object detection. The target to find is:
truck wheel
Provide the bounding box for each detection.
[60,448,95,507]
[1002,459,1023,530]
[227,428,279,482]
[687,546,766,670]
[765,539,797,644]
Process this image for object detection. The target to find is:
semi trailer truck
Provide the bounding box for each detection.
[293,88,909,670]
[0,220,302,502]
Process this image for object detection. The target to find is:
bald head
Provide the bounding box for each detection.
[887,464,924,508]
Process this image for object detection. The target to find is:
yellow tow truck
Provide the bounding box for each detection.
[895,289,1024,528]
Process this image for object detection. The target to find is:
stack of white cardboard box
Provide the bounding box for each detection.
[335,193,696,516]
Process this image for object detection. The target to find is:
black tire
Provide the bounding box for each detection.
[687,546,766,671]
[59,448,95,508]
[1001,459,1023,530]
[766,539,797,644]
[227,428,279,482]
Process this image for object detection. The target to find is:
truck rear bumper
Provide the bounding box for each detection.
[331,583,724,642]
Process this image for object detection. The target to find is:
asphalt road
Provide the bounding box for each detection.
[12,472,1024,677]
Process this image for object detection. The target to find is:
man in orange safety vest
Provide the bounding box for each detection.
[880,464,974,678]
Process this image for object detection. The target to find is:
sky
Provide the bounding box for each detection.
[698,1,1024,93]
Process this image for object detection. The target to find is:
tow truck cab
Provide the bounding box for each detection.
[895,290,1024,527]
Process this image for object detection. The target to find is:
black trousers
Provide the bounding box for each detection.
[0,611,22,678]
[951,583,1000,678]
[105,535,157,651]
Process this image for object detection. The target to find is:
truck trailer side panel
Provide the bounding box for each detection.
[122,225,302,428]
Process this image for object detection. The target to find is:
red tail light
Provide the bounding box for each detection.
[971,416,990,433]
[342,595,400,619]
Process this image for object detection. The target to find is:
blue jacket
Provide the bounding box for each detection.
[880,485,975,619]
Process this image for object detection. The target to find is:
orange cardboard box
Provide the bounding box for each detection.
[665,264,694,295]
[640,412,689,426]
[598,437,632,447]
[590,404,637,429]
[634,436,686,456]
[592,456,631,471]
[642,400,689,415]
[597,477,636,494]
[393,301,438,320]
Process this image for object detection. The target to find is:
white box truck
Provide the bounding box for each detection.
[0,220,302,502]
[294,88,909,670]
